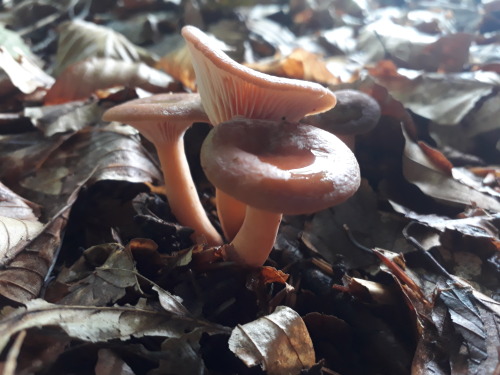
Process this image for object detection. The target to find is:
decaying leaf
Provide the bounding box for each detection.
[156,42,197,91]
[0,47,54,94]
[47,243,141,306]
[53,20,156,76]
[0,297,229,354]
[402,125,500,211]
[0,182,43,266]
[245,48,339,85]
[150,330,206,375]
[45,57,178,105]
[228,305,315,375]
[0,209,68,304]
[95,348,136,375]
[369,63,497,125]
[24,100,103,137]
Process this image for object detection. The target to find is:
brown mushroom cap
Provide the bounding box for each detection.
[305,89,381,135]
[201,118,361,215]
[102,92,209,142]
[181,26,336,124]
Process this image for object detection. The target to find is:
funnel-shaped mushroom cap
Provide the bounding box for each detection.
[102,93,209,142]
[182,26,336,124]
[201,118,361,215]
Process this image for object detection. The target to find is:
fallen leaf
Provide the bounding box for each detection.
[47,243,141,306]
[150,330,206,375]
[0,47,54,94]
[0,298,229,354]
[156,42,197,91]
[246,48,339,85]
[24,100,103,137]
[0,209,68,304]
[45,57,178,105]
[0,182,43,266]
[402,125,500,211]
[53,20,156,76]
[369,64,497,125]
[228,305,315,375]
[95,348,136,375]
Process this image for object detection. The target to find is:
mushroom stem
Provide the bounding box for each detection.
[157,138,223,246]
[215,188,246,241]
[226,206,282,267]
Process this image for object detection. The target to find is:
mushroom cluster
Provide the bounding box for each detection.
[102,26,362,267]
[182,25,360,266]
[182,25,337,241]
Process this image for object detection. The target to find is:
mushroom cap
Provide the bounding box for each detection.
[305,89,381,135]
[201,118,361,215]
[181,25,336,124]
[102,92,209,143]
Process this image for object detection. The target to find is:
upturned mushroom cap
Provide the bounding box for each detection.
[102,92,209,142]
[181,25,336,124]
[304,89,381,135]
[201,118,361,215]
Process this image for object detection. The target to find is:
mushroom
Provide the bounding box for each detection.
[102,92,223,246]
[201,118,361,267]
[181,25,337,240]
[303,89,381,150]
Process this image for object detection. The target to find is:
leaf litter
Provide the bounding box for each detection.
[0,1,499,374]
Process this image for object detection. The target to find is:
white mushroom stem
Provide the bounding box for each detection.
[225,206,282,267]
[157,137,223,246]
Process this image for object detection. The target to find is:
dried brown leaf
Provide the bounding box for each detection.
[24,100,103,137]
[0,209,68,304]
[0,182,43,266]
[156,42,196,91]
[53,20,155,76]
[150,330,206,375]
[45,58,177,105]
[95,348,136,375]
[402,125,500,211]
[0,126,161,303]
[229,305,315,375]
[0,298,228,354]
[48,243,140,306]
[246,48,339,85]
[370,66,497,125]
[0,47,54,94]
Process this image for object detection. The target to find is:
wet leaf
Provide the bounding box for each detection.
[45,57,178,105]
[156,42,196,91]
[228,305,315,374]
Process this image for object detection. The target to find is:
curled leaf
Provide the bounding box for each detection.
[228,306,315,375]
